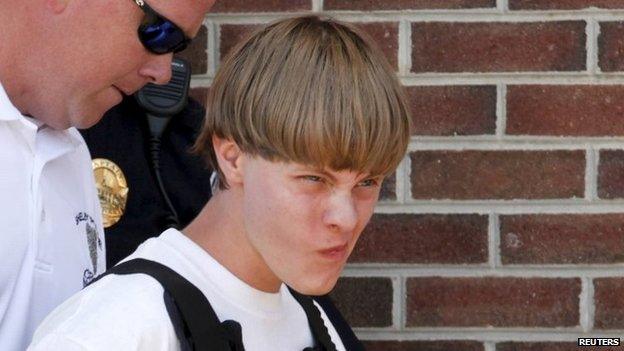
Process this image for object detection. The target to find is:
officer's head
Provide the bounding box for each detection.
[0,0,214,130]
[194,16,411,295]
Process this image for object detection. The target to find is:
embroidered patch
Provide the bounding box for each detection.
[75,212,101,281]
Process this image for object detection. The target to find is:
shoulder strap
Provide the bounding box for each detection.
[91,258,234,351]
[288,288,338,351]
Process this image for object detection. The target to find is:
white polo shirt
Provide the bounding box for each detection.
[0,82,106,350]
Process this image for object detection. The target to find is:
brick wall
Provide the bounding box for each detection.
[180,1,624,349]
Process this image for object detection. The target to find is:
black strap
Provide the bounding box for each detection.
[93,259,338,351]
[289,288,338,351]
[91,258,235,350]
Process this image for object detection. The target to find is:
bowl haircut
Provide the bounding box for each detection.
[194,16,411,190]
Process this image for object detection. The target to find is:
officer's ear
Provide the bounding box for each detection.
[212,136,244,187]
[46,0,70,14]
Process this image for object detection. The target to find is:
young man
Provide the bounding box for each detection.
[0,0,213,349]
[29,16,411,350]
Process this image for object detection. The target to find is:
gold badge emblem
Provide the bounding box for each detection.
[92,158,129,228]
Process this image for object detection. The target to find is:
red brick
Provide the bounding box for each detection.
[497,342,624,351]
[599,150,624,199]
[364,340,484,351]
[325,0,494,11]
[189,87,209,108]
[507,85,624,136]
[408,85,496,136]
[599,22,624,72]
[329,277,393,327]
[595,278,624,329]
[211,0,310,13]
[219,22,398,69]
[411,22,586,72]
[501,214,624,264]
[410,150,585,200]
[379,172,396,201]
[352,214,488,264]
[219,24,262,59]
[175,25,208,75]
[511,0,624,10]
[406,277,581,327]
[357,22,399,70]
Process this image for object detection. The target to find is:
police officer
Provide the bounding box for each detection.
[80,93,212,267]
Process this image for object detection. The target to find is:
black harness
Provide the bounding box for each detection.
[91,258,338,351]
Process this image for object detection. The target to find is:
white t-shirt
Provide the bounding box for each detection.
[0,82,106,350]
[29,229,347,351]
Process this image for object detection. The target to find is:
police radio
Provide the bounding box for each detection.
[135,57,192,228]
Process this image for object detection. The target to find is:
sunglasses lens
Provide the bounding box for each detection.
[138,20,187,54]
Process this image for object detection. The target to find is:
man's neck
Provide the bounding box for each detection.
[182,190,282,293]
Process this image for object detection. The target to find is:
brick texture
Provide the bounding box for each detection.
[511,0,624,10]
[500,214,624,264]
[595,278,624,329]
[219,24,261,59]
[600,22,624,72]
[364,340,485,351]
[497,342,624,351]
[329,277,393,327]
[410,150,586,200]
[211,0,310,13]
[193,4,624,347]
[219,23,398,69]
[351,214,488,264]
[176,25,208,75]
[406,277,581,327]
[598,150,624,199]
[411,22,586,73]
[408,85,497,136]
[507,85,624,136]
[379,172,397,201]
[324,0,495,11]
[189,87,209,108]
[357,22,399,70]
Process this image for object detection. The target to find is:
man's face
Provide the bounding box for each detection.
[241,157,383,296]
[33,0,214,129]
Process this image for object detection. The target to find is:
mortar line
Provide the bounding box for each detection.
[354,329,620,341]
[206,19,217,77]
[403,154,413,203]
[489,213,501,268]
[342,266,624,278]
[394,156,407,204]
[585,147,598,201]
[580,277,594,332]
[206,11,624,23]
[497,0,509,13]
[374,202,624,215]
[312,0,323,12]
[587,19,599,74]
[394,276,404,330]
[495,83,507,138]
[398,20,411,76]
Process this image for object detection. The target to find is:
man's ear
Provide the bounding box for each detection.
[46,0,70,14]
[213,136,244,187]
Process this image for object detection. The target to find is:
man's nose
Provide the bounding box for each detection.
[323,192,358,233]
[139,53,173,85]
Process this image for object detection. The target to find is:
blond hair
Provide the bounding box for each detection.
[194,16,411,189]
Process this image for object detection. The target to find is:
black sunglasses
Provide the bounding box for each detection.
[133,0,191,54]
